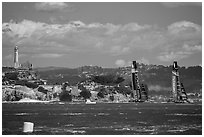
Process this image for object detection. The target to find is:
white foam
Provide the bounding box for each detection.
[137,121,148,124]
[64,124,74,127]
[167,129,186,132]
[166,113,202,116]
[71,130,86,134]
[51,113,85,116]
[15,113,38,116]
[115,127,131,131]
[98,113,109,116]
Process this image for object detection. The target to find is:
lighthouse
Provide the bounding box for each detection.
[14,45,19,69]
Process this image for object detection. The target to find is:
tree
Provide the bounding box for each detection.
[59,82,72,102]
[38,86,49,94]
[80,90,91,99]
[114,85,132,95]
[92,74,124,85]
[109,94,114,101]
[25,81,39,89]
[79,85,91,99]
[5,72,18,80]
[97,91,104,98]
[114,77,125,84]
[59,91,72,102]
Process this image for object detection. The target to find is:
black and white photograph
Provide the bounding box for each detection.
[2,1,202,135]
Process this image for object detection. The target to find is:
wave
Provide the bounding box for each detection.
[165,113,202,116]
[15,113,38,116]
[34,126,86,134]
[49,113,85,116]
[98,113,109,116]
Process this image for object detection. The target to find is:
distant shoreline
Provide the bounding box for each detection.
[2,101,201,105]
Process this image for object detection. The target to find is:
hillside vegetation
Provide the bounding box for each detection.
[36,64,201,94]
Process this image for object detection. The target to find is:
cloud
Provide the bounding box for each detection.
[161,2,201,8]
[168,21,201,34]
[121,23,151,32]
[138,58,149,65]
[32,53,64,58]
[157,51,192,62]
[2,19,202,64]
[2,20,45,38]
[35,2,69,12]
[110,46,130,55]
[183,44,201,52]
[156,21,202,62]
[158,43,202,62]
[115,59,126,67]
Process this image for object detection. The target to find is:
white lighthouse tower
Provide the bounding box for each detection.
[14,45,19,69]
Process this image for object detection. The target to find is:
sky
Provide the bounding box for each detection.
[2,2,202,68]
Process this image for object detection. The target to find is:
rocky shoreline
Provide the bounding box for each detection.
[2,84,201,104]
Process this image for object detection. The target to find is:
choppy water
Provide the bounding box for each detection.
[2,102,202,135]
